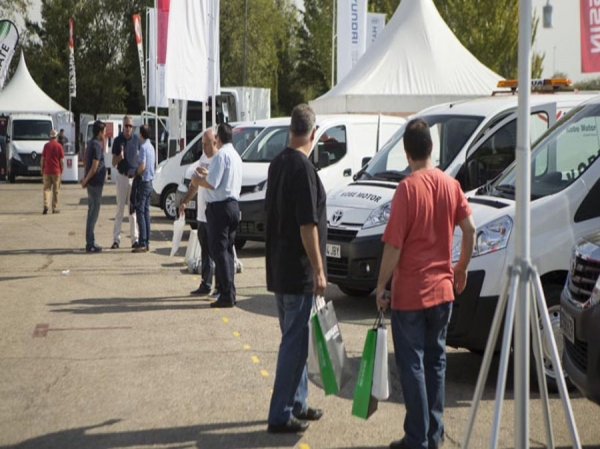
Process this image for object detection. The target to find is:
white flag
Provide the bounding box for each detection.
[0,20,19,90]
[336,0,368,84]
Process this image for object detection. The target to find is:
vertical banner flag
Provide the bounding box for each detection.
[133,14,146,98]
[366,13,386,49]
[337,0,368,84]
[68,19,76,97]
[148,0,169,107]
[0,20,19,90]
[581,0,600,72]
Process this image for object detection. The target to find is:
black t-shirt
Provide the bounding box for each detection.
[265,147,327,294]
[112,133,140,176]
[85,139,106,187]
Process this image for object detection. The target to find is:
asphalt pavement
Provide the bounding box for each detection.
[0,180,599,449]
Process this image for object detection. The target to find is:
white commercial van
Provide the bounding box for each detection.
[449,95,600,387]
[236,114,406,246]
[325,89,597,297]
[7,113,54,182]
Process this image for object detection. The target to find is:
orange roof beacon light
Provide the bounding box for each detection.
[494,78,574,95]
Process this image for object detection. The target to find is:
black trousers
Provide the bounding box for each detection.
[206,199,239,304]
[197,221,216,290]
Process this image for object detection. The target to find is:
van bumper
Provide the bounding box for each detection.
[11,156,41,177]
[561,294,600,405]
[237,199,266,242]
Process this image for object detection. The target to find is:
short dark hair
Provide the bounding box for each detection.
[216,123,233,144]
[59,128,64,133]
[92,120,105,138]
[404,119,432,161]
[139,124,151,140]
[290,104,315,137]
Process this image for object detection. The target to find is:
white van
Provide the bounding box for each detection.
[236,114,406,246]
[325,91,597,297]
[448,95,600,387]
[7,113,54,182]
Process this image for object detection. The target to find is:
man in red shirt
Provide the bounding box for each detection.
[41,129,65,214]
[376,119,476,449]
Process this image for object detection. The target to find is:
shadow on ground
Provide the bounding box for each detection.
[48,295,213,315]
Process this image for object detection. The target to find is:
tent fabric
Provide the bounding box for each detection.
[310,0,503,115]
[0,53,66,114]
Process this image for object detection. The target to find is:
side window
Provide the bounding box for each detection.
[318,125,347,166]
[575,176,600,222]
[181,139,202,165]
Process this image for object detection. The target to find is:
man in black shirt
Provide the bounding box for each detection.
[265,104,327,434]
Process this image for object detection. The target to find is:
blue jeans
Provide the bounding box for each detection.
[86,184,103,248]
[391,302,452,449]
[136,180,152,247]
[268,292,313,425]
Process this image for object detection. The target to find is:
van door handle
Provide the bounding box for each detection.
[343,168,352,177]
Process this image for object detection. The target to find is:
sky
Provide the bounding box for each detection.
[26,0,592,82]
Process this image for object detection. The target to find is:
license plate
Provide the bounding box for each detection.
[326,243,341,258]
[561,309,575,344]
[188,200,196,209]
[28,166,40,171]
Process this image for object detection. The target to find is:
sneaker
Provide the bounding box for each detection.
[52,210,60,214]
[131,241,140,249]
[190,285,211,296]
[208,290,220,300]
[132,246,147,253]
[111,242,119,249]
[43,207,48,215]
[86,245,102,253]
[267,417,309,434]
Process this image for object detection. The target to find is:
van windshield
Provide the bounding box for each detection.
[489,104,600,200]
[13,120,52,141]
[359,114,483,182]
[242,126,289,162]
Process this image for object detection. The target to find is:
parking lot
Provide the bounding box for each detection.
[0,181,599,449]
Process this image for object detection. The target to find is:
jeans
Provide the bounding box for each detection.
[86,184,103,248]
[391,302,452,449]
[197,221,215,290]
[136,180,152,247]
[268,292,313,426]
[113,171,138,245]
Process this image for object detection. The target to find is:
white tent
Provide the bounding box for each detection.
[0,53,66,114]
[310,0,504,115]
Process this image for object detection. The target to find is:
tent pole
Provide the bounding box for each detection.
[331,0,336,87]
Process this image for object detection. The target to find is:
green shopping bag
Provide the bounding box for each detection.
[311,311,341,395]
[352,326,379,419]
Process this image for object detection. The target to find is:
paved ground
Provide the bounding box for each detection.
[0,180,599,449]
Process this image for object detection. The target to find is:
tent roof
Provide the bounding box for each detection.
[0,53,66,114]
[310,0,503,115]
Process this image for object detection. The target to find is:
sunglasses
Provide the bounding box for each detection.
[124,124,134,129]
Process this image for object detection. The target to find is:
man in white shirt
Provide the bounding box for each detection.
[180,129,219,295]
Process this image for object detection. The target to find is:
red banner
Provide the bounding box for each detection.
[132,14,146,97]
[581,0,600,72]
[69,18,74,48]
[157,0,170,64]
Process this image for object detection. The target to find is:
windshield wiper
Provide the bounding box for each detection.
[495,184,515,193]
[373,170,407,182]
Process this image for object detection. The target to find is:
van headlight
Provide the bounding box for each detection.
[362,202,391,229]
[474,216,513,257]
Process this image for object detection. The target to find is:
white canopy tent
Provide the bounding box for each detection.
[310,0,504,115]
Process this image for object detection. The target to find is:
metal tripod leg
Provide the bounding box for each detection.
[462,265,520,449]
[529,281,554,449]
[531,268,582,449]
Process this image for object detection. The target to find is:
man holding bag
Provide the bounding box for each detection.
[265,104,327,434]
[376,119,476,449]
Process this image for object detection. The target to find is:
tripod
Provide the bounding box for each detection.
[461,262,581,449]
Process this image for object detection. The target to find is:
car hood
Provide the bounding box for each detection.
[327,181,397,209]
[242,162,269,187]
[11,140,46,153]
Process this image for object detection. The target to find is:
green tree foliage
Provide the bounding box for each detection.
[574,77,600,91]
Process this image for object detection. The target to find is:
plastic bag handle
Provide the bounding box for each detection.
[372,310,385,330]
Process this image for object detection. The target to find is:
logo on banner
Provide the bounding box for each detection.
[133,14,146,98]
[0,20,19,90]
[580,0,600,72]
[68,19,76,98]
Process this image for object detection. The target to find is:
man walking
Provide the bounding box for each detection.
[132,124,155,253]
[375,119,476,449]
[179,128,220,296]
[80,120,106,253]
[111,115,140,249]
[265,104,326,434]
[192,123,242,308]
[41,129,64,214]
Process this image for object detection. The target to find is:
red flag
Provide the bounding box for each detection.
[581,0,600,72]
[157,0,170,64]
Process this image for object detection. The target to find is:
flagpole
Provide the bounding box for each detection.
[211,0,216,129]
[154,0,159,161]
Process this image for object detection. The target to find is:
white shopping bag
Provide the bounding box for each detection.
[185,229,201,273]
[170,215,186,257]
[371,314,390,401]
[307,296,327,388]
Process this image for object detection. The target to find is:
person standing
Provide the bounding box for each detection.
[41,129,64,214]
[110,115,140,249]
[57,129,69,150]
[265,104,326,434]
[375,119,476,449]
[179,128,220,295]
[132,125,155,253]
[192,123,242,308]
[80,120,107,253]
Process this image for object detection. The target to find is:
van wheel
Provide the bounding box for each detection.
[531,283,572,392]
[338,285,373,297]
[162,185,177,220]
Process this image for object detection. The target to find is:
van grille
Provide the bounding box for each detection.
[327,228,358,243]
[564,338,588,373]
[568,256,600,304]
[327,257,348,277]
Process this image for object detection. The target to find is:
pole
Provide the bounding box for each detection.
[514,0,533,447]
[331,0,336,87]
[211,0,216,129]
[243,0,248,87]
[154,0,159,167]
[144,7,149,115]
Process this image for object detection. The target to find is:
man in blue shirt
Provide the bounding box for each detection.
[133,124,155,253]
[192,123,243,308]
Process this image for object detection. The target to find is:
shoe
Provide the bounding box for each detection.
[111,242,119,249]
[208,290,220,300]
[86,245,102,253]
[210,300,234,308]
[52,210,60,214]
[267,417,309,434]
[131,241,140,249]
[43,207,48,215]
[190,285,211,296]
[293,407,323,421]
[132,246,147,253]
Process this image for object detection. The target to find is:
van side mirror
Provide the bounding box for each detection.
[318,151,331,169]
[361,156,371,167]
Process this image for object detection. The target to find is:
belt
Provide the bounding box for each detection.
[207,198,237,206]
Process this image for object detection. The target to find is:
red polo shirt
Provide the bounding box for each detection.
[42,139,65,175]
